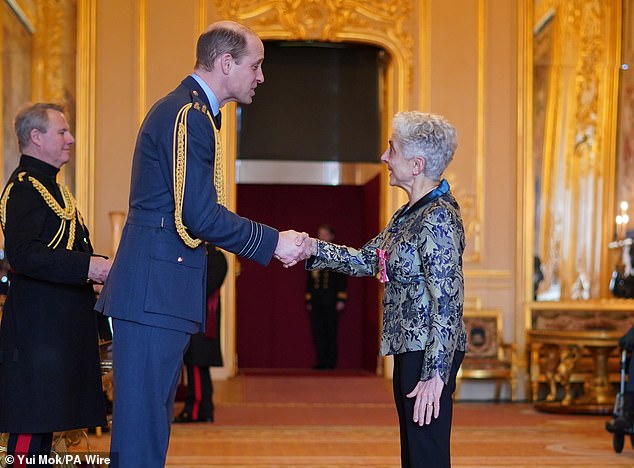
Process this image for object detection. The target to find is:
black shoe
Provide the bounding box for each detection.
[606,415,634,433]
[173,411,193,423]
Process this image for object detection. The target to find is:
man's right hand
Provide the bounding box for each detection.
[88,256,112,284]
[274,230,312,268]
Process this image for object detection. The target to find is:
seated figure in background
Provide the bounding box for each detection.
[606,327,634,432]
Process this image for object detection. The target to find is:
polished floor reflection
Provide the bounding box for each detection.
[86,373,634,467]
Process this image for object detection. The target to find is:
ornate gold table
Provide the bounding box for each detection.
[528,329,622,414]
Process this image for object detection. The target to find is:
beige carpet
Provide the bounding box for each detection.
[85,374,634,467]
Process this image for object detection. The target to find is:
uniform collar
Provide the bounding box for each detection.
[190,73,220,117]
[19,154,60,178]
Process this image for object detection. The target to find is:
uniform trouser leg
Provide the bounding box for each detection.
[310,306,327,367]
[392,350,464,468]
[186,364,213,421]
[626,353,634,393]
[6,433,53,467]
[109,319,189,468]
[323,306,338,368]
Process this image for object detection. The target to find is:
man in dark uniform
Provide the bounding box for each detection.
[175,245,227,423]
[95,21,309,467]
[0,103,111,459]
[305,224,347,369]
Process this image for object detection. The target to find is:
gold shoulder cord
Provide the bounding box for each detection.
[0,182,14,230]
[0,174,78,250]
[172,102,225,248]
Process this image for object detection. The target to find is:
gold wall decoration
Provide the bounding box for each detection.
[529,0,620,302]
[75,0,97,232]
[32,0,78,191]
[214,0,413,227]
[446,172,479,262]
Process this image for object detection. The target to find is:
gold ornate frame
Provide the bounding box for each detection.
[519,0,622,307]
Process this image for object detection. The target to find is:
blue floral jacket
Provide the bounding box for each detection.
[307,179,467,383]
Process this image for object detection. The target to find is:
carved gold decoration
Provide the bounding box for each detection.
[446,172,480,262]
[32,0,68,104]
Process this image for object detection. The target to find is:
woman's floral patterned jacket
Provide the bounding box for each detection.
[307,179,467,384]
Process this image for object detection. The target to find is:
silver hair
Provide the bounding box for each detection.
[14,102,64,152]
[392,111,457,179]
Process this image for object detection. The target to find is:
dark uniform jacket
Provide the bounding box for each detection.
[96,76,278,333]
[305,270,348,308]
[184,245,227,367]
[0,155,106,433]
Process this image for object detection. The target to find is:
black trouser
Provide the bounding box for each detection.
[392,350,464,468]
[7,432,53,467]
[183,363,214,421]
[310,303,338,368]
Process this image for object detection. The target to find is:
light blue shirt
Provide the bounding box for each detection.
[191,73,220,117]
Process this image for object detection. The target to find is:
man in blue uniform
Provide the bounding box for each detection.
[95,21,308,467]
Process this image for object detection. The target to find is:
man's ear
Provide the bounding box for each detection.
[29,128,42,147]
[220,53,233,74]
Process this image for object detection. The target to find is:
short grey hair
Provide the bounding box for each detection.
[195,21,257,71]
[392,111,458,179]
[14,103,64,152]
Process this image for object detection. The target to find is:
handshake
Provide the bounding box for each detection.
[274,230,317,268]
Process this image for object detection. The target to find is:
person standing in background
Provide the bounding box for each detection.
[175,245,228,423]
[305,224,347,369]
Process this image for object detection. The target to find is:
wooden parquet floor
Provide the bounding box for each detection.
[86,373,634,467]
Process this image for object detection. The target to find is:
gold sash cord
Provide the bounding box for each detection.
[172,104,225,248]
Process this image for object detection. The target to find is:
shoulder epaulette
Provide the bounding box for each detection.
[0,171,79,249]
[190,89,208,115]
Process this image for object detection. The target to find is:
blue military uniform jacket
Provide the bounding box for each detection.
[96,76,278,333]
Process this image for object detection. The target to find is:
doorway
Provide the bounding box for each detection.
[236,177,381,372]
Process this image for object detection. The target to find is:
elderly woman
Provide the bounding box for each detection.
[304,111,466,468]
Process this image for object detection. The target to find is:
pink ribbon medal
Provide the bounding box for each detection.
[377,248,390,283]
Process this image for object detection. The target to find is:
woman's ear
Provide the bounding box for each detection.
[413,156,425,176]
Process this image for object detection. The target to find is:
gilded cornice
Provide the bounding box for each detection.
[214,0,413,92]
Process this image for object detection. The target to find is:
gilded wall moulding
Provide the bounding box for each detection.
[215,0,414,92]
[530,0,620,300]
[446,172,480,263]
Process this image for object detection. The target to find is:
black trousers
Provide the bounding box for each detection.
[183,363,214,421]
[7,432,53,467]
[310,303,338,368]
[392,350,464,468]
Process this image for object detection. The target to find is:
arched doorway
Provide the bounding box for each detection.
[213,0,414,378]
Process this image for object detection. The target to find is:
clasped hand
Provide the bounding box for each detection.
[274,230,316,268]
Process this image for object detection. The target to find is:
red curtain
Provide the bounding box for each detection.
[236,178,380,371]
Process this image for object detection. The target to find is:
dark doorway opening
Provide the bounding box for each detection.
[236,178,381,372]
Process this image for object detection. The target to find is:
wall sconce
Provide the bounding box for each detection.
[616,200,630,240]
